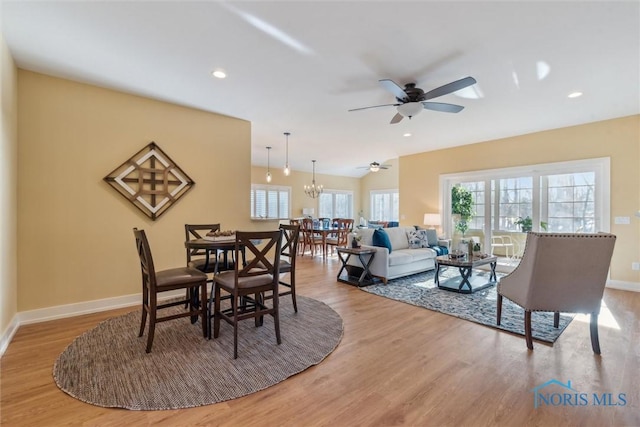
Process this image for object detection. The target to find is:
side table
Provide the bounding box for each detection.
[336,247,376,287]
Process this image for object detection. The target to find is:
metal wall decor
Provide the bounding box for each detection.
[104,142,194,220]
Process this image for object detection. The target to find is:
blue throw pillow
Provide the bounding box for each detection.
[372,228,392,253]
[425,229,438,246]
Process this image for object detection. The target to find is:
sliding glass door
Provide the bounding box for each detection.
[441,158,610,257]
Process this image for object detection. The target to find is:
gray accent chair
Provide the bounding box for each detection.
[497,232,616,353]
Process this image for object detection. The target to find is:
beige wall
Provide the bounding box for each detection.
[17,71,252,311]
[400,115,640,283]
[1,35,18,337]
[251,165,361,224]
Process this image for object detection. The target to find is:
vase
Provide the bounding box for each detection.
[351,238,359,248]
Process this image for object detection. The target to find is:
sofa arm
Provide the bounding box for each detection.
[437,239,451,249]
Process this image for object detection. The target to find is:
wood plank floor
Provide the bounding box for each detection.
[2,254,639,426]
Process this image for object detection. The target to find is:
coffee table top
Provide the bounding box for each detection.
[435,254,497,267]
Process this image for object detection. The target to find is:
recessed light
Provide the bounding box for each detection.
[568,91,582,98]
[403,133,412,137]
[212,69,227,79]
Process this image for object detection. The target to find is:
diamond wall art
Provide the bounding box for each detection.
[104,142,194,220]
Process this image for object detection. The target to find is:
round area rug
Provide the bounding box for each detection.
[53,295,343,410]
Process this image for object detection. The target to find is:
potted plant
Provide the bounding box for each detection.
[514,216,533,232]
[473,242,482,256]
[451,186,474,238]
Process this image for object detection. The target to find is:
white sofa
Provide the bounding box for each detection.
[348,226,449,284]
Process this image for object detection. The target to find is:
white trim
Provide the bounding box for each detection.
[440,157,611,237]
[606,280,640,293]
[0,316,19,356]
[0,290,183,357]
[16,290,183,325]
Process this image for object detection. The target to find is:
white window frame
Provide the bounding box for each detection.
[370,189,400,222]
[318,189,354,219]
[440,157,610,241]
[250,184,291,220]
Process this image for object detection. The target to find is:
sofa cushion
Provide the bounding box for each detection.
[384,226,410,250]
[372,228,392,253]
[425,229,438,246]
[407,229,430,248]
[389,248,435,266]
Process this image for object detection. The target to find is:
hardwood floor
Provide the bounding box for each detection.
[2,255,639,426]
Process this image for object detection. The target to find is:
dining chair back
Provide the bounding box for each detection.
[185,224,221,274]
[264,224,300,312]
[133,228,208,353]
[326,218,354,255]
[497,232,616,353]
[212,230,283,358]
[300,217,322,256]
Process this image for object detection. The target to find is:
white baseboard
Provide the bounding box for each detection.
[0,316,19,356]
[606,280,640,293]
[0,290,184,357]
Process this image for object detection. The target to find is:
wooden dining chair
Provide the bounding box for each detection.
[300,217,323,256]
[185,223,221,275]
[212,230,283,359]
[264,224,300,312]
[133,228,208,353]
[326,218,353,255]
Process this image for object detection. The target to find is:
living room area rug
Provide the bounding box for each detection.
[53,295,343,410]
[361,269,574,343]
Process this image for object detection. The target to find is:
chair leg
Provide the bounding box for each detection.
[496,294,503,325]
[290,273,298,313]
[590,313,601,354]
[213,285,221,339]
[138,297,148,338]
[233,295,239,359]
[553,312,560,328]
[146,295,157,353]
[200,282,207,338]
[273,291,281,345]
[524,310,533,350]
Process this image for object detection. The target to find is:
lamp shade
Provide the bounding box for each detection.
[423,213,441,226]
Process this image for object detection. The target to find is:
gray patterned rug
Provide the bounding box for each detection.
[53,295,343,410]
[361,269,574,343]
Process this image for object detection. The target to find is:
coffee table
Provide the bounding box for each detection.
[435,255,497,294]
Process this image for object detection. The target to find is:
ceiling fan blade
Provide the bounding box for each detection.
[390,112,404,124]
[379,79,409,101]
[422,76,477,101]
[348,103,399,112]
[422,102,465,113]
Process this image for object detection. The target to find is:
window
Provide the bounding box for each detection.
[370,189,399,221]
[441,158,610,238]
[318,190,353,218]
[250,184,290,219]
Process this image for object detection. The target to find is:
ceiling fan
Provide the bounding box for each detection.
[348,76,477,124]
[358,161,391,172]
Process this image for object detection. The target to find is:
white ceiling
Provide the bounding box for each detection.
[2,1,639,177]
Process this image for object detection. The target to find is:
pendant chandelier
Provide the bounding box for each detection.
[304,160,323,198]
[283,132,290,176]
[266,146,272,183]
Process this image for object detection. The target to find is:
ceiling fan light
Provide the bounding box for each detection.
[370,164,380,172]
[397,102,423,118]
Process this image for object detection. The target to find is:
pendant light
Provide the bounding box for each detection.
[304,160,323,198]
[283,132,291,176]
[266,146,272,183]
